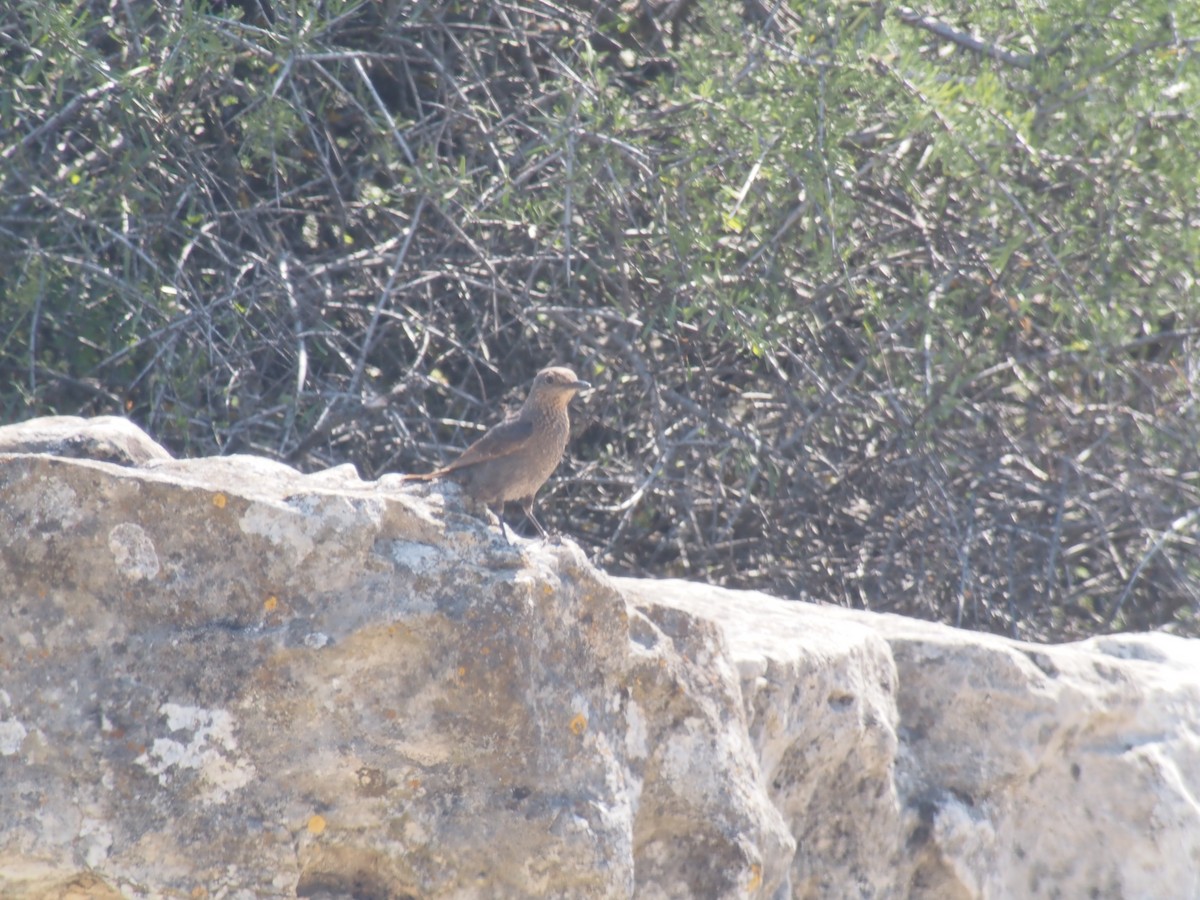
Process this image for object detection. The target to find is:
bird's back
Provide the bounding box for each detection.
[444,403,570,503]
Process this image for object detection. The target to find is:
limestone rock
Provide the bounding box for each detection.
[0,416,1197,899]
[0,424,790,899]
[0,415,172,466]
[621,580,1200,900]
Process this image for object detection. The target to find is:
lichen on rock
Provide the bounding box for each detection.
[0,416,1198,899]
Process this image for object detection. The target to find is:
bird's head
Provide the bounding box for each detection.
[529,366,592,404]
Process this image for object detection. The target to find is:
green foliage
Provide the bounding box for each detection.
[1,0,1196,639]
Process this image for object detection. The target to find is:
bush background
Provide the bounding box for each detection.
[2,0,1198,640]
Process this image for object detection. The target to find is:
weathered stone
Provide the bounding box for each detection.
[0,416,1197,899]
[0,415,171,466]
[0,433,790,899]
[622,581,1200,900]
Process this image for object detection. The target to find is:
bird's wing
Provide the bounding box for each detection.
[439,417,534,472]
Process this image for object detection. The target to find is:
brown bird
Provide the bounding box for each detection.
[400,366,591,539]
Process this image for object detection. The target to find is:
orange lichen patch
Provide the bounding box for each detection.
[190,887,209,899]
[746,863,763,892]
[307,814,326,835]
[212,492,227,509]
[263,595,279,613]
[56,872,120,900]
[569,712,587,735]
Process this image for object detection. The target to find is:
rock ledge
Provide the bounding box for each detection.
[0,417,1197,899]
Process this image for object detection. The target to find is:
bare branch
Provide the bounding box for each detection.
[896,7,1035,70]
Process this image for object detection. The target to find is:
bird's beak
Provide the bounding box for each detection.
[573,380,592,391]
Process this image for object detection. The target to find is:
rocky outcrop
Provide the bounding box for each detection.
[622,582,1200,900]
[0,417,1197,899]
[0,415,171,466]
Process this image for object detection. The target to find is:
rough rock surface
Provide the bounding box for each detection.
[621,581,1200,900]
[0,415,171,466]
[0,417,1197,899]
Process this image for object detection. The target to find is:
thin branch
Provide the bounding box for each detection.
[896,7,1035,70]
[2,76,127,162]
[1106,508,1200,627]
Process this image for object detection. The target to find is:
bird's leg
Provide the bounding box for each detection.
[490,504,516,545]
[519,497,551,541]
